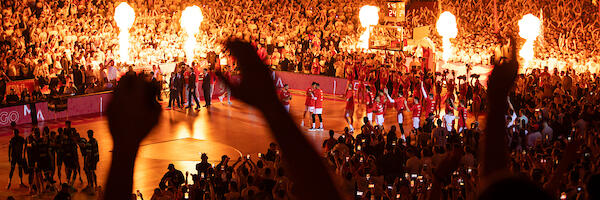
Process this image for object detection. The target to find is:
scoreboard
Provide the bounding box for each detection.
[384,1,406,22]
[369,25,403,51]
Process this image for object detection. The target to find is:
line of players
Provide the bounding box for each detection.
[277,75,475,135]
[7,121,100,194]
[342,78,472,135]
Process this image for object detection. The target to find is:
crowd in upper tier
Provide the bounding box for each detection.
[0,0,598,88]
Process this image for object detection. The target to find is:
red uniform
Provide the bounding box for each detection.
[457,106,467,128]
[425,97,436,115]
[345,92,355,113]
[395,97,406,112]
[374,102,385,115]
[305,88,315,106]
[314,89,324,109]
[411,103,422,118]
[447,81,456,100]
[402,78,410,98]
[365,91,375,113]
[280,90,291,105]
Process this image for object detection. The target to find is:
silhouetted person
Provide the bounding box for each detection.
[201,68,211,107]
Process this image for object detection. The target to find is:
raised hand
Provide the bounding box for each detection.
[104,74,162,199]
[216,40,280,110]
[481,36,519,188]
[107,74,162,147]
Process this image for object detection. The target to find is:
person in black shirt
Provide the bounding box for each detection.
[264,143,278,162]
[187,66,200,110]
[160,164,185,189]
[215,155,230,175]
[55,128,66,183]
[84,130,99,191]
[125,65,137,77]
[37,129,53,185]
[201,68,212,108]
[25,128,40,192]
[167,72,180,109]
[73,65,85,94]
[196,153,211,177]
[63,130,79,185]
[176,66,185,108]
[7,129,26,189]
[49,131,57,180]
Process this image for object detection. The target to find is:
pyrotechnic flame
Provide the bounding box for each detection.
[436,11,458,62]
[358,5,379,49]
[518,14,541,69]
[180,6,204,63]
[114,2,136,64]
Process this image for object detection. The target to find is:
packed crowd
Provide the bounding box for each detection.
[6,120,100,198]
[313,64,600,199]
[1,0,598,105]
[145,144,291,200]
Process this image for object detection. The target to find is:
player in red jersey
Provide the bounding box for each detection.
[410,97,422,131]
[373,97,385,126]
[364,86,375,124]
[311,83,324,131]
[373,90,394,126]
[447,77,456,101]
[457,101,468,133]
[279,84,292,112]
[344,87,355,132]
[434,79,443,115]
[420,81,436,116]
[301,82,317,127]
[393,93,409,135]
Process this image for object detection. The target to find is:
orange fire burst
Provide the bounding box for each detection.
[180,6,204,64]
[518,14,541,69]
[436,11,458,62]
[358,5,379,49]
[114,2,136,64]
